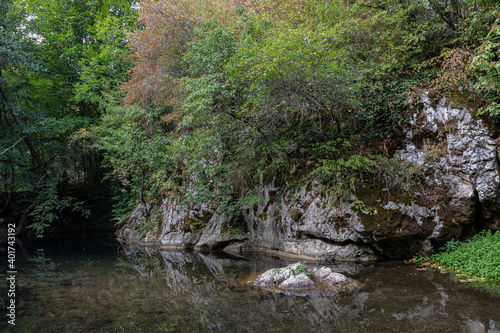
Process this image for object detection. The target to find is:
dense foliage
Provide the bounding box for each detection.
[432,230,500,281]
[1,0,499,234]
[1,0,137,235]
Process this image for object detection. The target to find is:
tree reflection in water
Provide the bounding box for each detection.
[1,241,499,332]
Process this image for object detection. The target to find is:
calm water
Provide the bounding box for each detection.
[1,236,499,332]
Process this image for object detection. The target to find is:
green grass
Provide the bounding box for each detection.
[431,230,500,282]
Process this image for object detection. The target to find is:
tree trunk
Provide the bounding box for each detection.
[15,208,30,236]
[0,69,44,169]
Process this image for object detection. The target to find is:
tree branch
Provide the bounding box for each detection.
[429,2,457,31]
[0,136,24,156]
[0,69,44,169]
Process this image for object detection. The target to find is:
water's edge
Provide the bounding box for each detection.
[1,238,499,333]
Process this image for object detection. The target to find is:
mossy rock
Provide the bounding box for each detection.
[357,198,438,240]
[182,209,213,233]
[219,213,248,235]
[358,208,406,239]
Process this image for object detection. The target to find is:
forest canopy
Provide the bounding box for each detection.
[1,0,499,236]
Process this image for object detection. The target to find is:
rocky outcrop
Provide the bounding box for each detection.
[118,92,500,259]
[117,199,213,248]
[118,189,379,261]
[397,91,500,231]
[249,263,315,289]
[247,262,362,294]
[194,214,248,250]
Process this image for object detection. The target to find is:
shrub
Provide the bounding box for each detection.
[432,230,500,281]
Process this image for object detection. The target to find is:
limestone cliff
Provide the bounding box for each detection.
[117,92,500,260]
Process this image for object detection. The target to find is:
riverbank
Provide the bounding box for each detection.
[4,237,500,332]
[410,230,500,288]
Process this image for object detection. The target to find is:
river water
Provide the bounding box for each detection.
[1,236,499,332]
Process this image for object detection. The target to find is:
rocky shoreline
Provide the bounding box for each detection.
[118,92,500,261]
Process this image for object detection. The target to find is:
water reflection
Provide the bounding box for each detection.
[1,241,499,332]
[391,283,449,321]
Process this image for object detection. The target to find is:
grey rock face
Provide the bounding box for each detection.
[280,273,315,290]
[238,184,378,261]
[119,92,499,258]
[156,199,212,247]
[310,267,353,286]
[118,200,212,248]
[396,92,500,230]
[116,203,149,243]
[195,214,248,250]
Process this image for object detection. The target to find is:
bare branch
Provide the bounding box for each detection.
[0,136,24,156]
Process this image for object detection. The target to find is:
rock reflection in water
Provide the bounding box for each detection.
[121,245,500,333]
[1,242,499,332]
[120,246,372,331]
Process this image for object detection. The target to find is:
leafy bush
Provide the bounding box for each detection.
[471,9,500,118]
[28,179,89,237]
[440,238,462,253]
[293,263,312,278]
[432,230,500,281]
[85,1,500,231]
[6,0,499,237]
